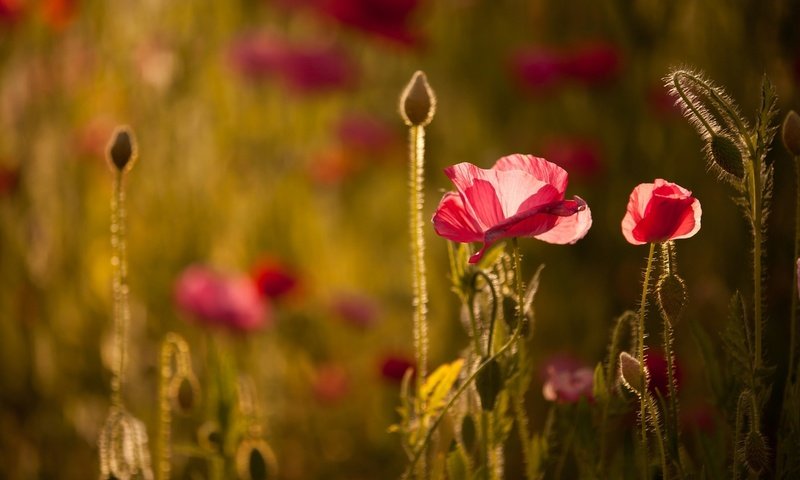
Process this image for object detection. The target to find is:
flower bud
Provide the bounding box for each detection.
[169,373,200,415]
[708,134,744,180]
[236,439,277,480]
[475,357,503,411]
[399,71,436,127]
[782,110,800,156]
[107,126,137,172]
[619,352,648,397]
[98,407,154,480]
[743,430,769,474]
[656,273,687,326]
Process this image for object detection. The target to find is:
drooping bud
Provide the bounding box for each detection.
[169,373,200,415]
[782,110,800,156]
[98,407,154,480]
[656,273,688,326]
[399,71,436,127]
[475,357,503,411]
[743,430,770,475]
[460,414,476,453]
[107,126,137,173]
[619,352,648,397]
[235,439,278,480]
[708,134,744,179]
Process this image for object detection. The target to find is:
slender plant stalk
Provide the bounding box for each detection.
[659,243,683,477]
[637,243,657,478]
[110,170,130,408]
[158,334,194,480]
[744,154,764,371]
[645,395,669,479]
[512,376,534,480]
[553,406,577,480]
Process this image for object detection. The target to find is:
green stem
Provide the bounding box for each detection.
[646,394,669,479]
[672,76,715,136]
[637,243,657,478]
[745,151,763,372]
[408,125,429,479]
[110,171,129,408]
[402,323,525,479]
[511,374,535,480]
[472,271,499,355]
[512,239,524,338]
[553,406,578,480]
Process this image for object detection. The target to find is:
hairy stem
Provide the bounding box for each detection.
[408,125,429,479]
[637,243,657,476]
[110,171,130,408]
[646,394,669,479]
[789,158,800,382]
[745,150,763,371]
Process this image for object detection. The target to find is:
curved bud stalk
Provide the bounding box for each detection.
[158,333,199,480]
[235,377,278,480]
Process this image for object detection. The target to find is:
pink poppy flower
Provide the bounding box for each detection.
[541,355,593,403]
[379,354,415,383]
[621,179,702,245]
[508,48,565,92]
[251,257,299,300]
[432,154,592,264]
[175,265,270,333]
[561,41,621,85]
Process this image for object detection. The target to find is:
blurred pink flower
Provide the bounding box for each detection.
[330,292,380,329]
[541,137,602,179]
[508,48,565,92]
[251,257,299,300]
[336,114,397,154]
[432,154,592,264]
[0,0,24,25]
[312,363,350,404]
[175,265,270,333]
[379,354,415,383]
[644,350,682,398]
[561,41,622,85]
[541,355,594,403]
[228,33,357,93]
[621,179,702,245]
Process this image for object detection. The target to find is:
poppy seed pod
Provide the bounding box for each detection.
[107,126,137,172]
[399,71,436,127]
[782,110,800,157]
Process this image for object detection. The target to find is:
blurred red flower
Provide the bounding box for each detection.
[379,354,415,383]
[432,154,592,264]
[541,137,603,180]
[330,292,380,329]
[251,257,299,300]
[644,349,682,398]
[228,33,358,93]
[561,41,621,85]
[175,265,270,333]
[541,355,594,403]
[312,363,350,404]
[0,165,19,195]
[621,179,702,245]
[336,114,397,154]
[508,48,565,92]
[41,0,76,31]
[0,0,24,25]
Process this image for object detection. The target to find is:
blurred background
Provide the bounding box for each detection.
[0,0,799,478]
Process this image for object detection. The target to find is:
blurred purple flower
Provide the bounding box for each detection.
[251,257,300,301]
[541,137,603,179]
[644,349,682,398]
[561,41,622,85]
[541,354,593,403]
[509,48,565,92]
[330,292,380,329]
[379,354,415,383]
[175,265,270,333]
[227,33,358,93]
[312,363,350,404]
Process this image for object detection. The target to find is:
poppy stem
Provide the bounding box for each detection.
[637,242,657,477]
[745,146,763,372]
[110,170,130,409]
[408,124,429,478]
[789,157,800,383]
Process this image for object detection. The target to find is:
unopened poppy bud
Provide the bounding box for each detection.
[460,414,476,453]
[708,134,744,180]
[236,439,277,480]
[656,273,687,326]
[107,126,137,172]
[399,71,436,127]
[619,352,648,397]
[475,357,503,411]
[743,430,769,474]
[782,110,800,156]
[169,374,200,415]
